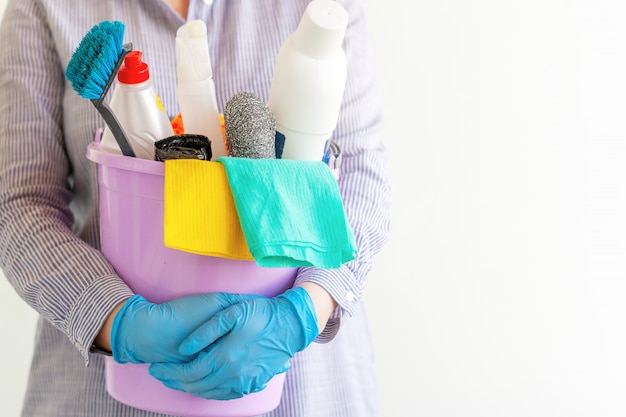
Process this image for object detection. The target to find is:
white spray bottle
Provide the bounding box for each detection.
[268,0,349,161]
[175,20,228,159]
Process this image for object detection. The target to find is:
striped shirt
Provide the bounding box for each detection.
[0,0,391,416]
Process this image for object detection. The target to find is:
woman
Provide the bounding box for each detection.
[0,0,391,415]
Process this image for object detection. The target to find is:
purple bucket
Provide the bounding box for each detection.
[86,133,296,417]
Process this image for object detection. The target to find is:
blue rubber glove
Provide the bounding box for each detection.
[148,286,319,400]
[111,293,256,364]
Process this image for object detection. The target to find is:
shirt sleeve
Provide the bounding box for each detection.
[294,0,392,342]
[0,0,134,365]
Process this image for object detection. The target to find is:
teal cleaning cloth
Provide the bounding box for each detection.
[217,157,357,268]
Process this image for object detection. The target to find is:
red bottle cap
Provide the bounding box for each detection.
[118,51,150,84]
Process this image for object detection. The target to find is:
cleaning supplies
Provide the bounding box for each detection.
[100,50,174,160]
[175,20,228,159]
[218,157,357,268]
[268,0,349,161]
[65,20,136,157]
[163,159,253,260]
[224,92,276,159]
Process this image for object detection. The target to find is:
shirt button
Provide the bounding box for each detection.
[345,291,355,302]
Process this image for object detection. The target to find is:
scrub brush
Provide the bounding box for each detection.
[65,20,136,157]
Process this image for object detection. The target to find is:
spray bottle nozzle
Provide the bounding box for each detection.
[176,20,212,82]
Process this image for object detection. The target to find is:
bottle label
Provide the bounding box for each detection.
[156,94,166,112]
[274,130,286,159]
[322,139,332,164]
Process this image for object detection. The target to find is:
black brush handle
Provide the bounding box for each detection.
[91,99,136,157]
[92,43,136,157]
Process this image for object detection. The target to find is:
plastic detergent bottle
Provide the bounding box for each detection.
[100,50,174,160]
[175,20,228,158]
[268,0,348,161]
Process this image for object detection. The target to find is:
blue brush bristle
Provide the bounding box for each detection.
[65,21,126,100]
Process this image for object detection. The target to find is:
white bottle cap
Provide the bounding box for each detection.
[292,0,349,59]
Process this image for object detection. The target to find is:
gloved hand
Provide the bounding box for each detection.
[148,286,319,400]
[111,292,256,364]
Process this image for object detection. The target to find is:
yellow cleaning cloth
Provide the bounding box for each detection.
[163,159,253,260]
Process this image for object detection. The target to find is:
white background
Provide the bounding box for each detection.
[2,0,626,416]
